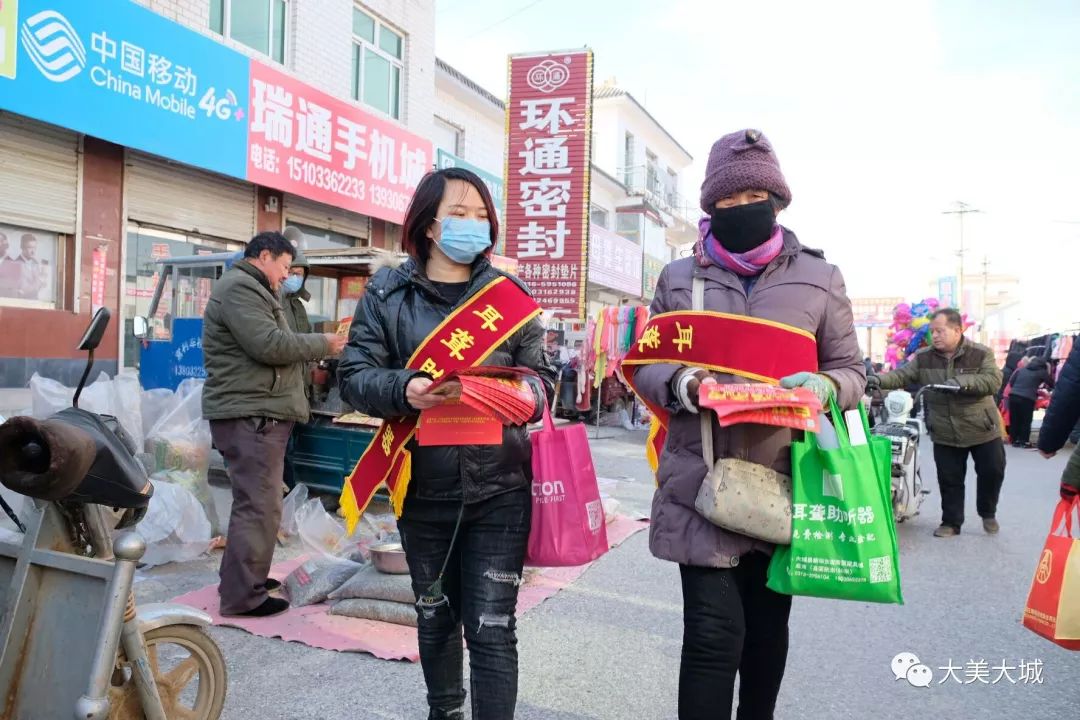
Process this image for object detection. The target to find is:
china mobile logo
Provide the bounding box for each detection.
[532,479,566,503]
[22,9,86,82]
[526,58,570,93]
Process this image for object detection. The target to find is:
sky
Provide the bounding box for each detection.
[435,0,1080,333]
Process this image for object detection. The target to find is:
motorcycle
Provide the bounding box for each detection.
[870,384,960,523]
[0,308,226,719]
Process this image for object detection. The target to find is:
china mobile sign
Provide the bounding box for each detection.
[0,0,430,224]
[505,50,594,319]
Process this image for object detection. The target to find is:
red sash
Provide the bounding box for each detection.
[621,311,819,472]
[339,277,541,532]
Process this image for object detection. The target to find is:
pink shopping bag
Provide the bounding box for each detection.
[525,404,610,567]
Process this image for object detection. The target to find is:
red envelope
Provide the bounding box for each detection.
[418,402,502,446]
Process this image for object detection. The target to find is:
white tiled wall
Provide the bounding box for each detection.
[134,0,435,140]
[433,87,504,177]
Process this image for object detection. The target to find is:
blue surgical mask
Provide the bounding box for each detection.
[436,217,491,265]
[282,275,304,295]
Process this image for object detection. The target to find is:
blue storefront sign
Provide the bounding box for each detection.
[436,149,506,217]
[0,0,249,178]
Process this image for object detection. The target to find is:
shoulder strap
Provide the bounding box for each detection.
[693,276,715,472]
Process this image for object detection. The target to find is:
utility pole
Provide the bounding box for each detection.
[981,256,990,343]
[942,201,982,309]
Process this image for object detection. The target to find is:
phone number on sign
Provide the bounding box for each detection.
[287,158,366,201]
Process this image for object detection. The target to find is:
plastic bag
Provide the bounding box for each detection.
[30,371,145,451]
[145,379,211,479]
[150,469,221,536]
[327,564,414,604]
[296,497,349,557]
[139,480,211,567]
[279,484,310,538]
[284,557,359,607]
[0,489,34,535]
[329,598,417,627]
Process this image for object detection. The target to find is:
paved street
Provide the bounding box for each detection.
[137,426,1080,720]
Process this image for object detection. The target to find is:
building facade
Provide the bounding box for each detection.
[0,0,438,387]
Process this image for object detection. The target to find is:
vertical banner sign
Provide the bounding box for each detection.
[505,49,593,320]
[90,244,107,313]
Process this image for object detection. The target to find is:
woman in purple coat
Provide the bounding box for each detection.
[629,130,865,719]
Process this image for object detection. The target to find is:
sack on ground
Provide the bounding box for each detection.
[330,598,417,627]
[327,564,414,604]
[1023,498,1080,650]
[284,557,359,607]
[767,401,903,604]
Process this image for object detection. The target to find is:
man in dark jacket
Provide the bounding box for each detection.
[203,231,346,617]
[869,308,1004,537]
[1038,343,1080,501]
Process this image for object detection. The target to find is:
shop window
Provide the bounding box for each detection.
[123,226,244,368]
[590,204,610,230]
[434,117,463,156]
[351,7,405,120]
[210,0,288,64]
[0,223,64,309]
[289,222,361,251]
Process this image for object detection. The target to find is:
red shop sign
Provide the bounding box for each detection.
[504,50,594,320]
[246,62,433,225]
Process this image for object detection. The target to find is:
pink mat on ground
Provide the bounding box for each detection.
[171,515,648,662]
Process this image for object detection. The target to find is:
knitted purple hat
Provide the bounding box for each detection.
[699,129,792,213]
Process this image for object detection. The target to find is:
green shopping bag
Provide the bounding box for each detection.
[766,398,903,604]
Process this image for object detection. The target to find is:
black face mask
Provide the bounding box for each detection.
[709,200,777,253]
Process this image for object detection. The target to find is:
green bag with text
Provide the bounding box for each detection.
[766,399,903,604]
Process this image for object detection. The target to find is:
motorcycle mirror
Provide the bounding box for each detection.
[73,308,111,408]
[132,315,148,340]
[77,307,111,352]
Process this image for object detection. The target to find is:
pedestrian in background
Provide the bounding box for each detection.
[629,129,865,720]
[1038,342,1080,501]
[1008,356,1054,448]
[280,227,313,492]
[868,309,1005,536]
[202,231,346,617]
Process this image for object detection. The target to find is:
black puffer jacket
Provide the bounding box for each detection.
[1039,345,1080,454]
[1010,357,1055,402]
[338,257,555,505]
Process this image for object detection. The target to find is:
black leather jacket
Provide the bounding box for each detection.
[338,257,555,504]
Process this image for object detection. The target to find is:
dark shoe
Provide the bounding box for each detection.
[1022,443,1034,449]
[933,524,959,538]
[223,597,289,618]
[983,518,1000,534]
[265,578,282,592]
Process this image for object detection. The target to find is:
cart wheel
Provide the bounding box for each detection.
[109,624,227,720]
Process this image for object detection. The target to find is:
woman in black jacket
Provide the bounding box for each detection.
[338,168,554,720]
[1009,356,1055,448]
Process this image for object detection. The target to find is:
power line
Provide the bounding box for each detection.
[942,201,982,308]
[465,0,549,40]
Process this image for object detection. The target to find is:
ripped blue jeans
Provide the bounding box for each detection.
[398,488,531,720]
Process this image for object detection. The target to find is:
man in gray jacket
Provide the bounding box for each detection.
[203,231,346,617]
